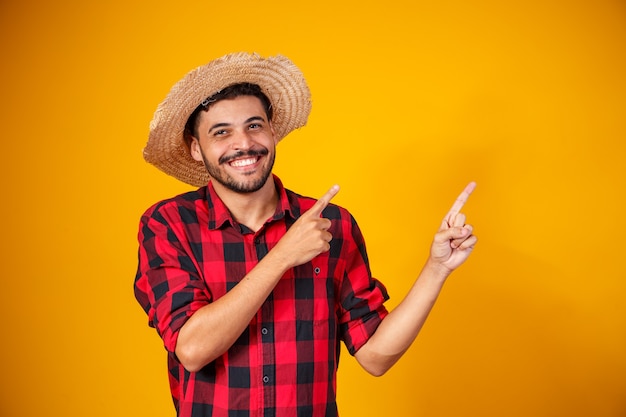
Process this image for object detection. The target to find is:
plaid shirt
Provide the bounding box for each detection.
[134,176,389,417]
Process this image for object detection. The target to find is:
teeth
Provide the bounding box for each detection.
[230,158,257,167]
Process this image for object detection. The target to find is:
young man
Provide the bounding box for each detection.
[135,52,477,417]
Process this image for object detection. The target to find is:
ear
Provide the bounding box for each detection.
[189,138,203,162]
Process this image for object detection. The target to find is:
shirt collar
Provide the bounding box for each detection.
[205,175,297,231]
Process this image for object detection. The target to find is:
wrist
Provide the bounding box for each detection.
[423,257,453,283]
[261,246,293,276]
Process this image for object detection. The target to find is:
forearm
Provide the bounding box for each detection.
[355,258,452,376]
[175,250,291,372]
[355,182,477,376]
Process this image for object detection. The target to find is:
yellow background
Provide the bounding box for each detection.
[1,0,625,416]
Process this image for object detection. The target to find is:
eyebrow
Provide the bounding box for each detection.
[208,116,267,134]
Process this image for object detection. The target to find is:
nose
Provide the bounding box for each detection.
[230,128,254,150]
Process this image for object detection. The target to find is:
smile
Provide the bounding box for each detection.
[229,157,259,168]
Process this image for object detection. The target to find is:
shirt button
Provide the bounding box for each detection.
[263,376,269,384]
[261,327,268,335]
[314,267,321,274]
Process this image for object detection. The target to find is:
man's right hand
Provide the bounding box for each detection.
[272,185,340,269]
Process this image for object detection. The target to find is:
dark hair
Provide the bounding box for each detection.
[183,83,273,145]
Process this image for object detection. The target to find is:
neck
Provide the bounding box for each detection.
[211,176,278,232]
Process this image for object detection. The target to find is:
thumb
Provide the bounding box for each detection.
[434,225,469,244]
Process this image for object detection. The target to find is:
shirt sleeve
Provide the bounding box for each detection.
[134,203,211,354]
[336,211,389,355]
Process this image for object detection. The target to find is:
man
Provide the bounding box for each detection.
[135,52,477,417]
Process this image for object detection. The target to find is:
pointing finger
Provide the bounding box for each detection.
[445,181,476,224]
[309,185,340,217]
[452,213,466,228]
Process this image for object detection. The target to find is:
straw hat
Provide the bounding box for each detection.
[144,52,312,187]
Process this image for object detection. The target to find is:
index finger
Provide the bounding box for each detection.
[445,181,476,223]
[309,184,340,216]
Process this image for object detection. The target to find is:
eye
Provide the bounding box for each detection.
[213,129,229,137]
[248,123,262,130]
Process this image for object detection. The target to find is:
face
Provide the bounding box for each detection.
[189,95,277,193]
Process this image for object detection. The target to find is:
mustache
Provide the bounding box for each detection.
[218,148,269,165]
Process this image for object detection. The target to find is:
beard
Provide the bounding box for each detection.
[199,146,275,194]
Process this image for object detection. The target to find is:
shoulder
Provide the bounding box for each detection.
[141,187,208,223]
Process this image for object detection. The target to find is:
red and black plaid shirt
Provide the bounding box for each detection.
[134,176,389,417]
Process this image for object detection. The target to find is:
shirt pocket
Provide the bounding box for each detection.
[292,259,337,344]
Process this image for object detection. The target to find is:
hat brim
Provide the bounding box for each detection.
[144,53,312,187]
